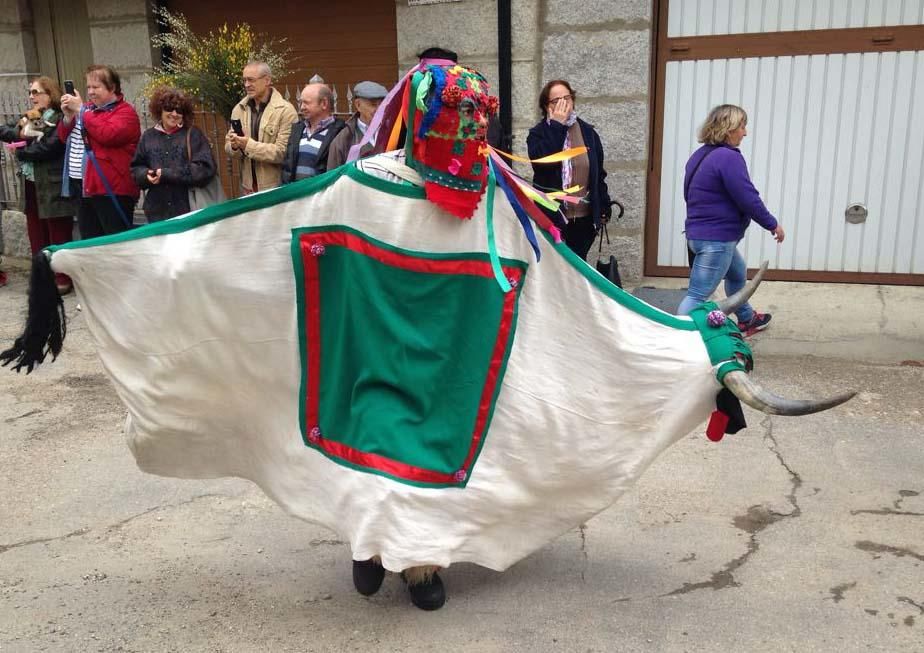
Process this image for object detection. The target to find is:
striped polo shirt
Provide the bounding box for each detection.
[295,116,336,180]
[67,117,85,180]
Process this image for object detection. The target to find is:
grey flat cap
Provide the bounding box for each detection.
[353,81,388,99]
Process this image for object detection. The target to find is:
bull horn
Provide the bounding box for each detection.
[715,261,769,314]
[723,370,856,416]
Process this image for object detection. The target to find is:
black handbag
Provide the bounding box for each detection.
[595,222,623,288]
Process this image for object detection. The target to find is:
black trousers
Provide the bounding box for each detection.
[562,216,598,261]
[77,195,136,239]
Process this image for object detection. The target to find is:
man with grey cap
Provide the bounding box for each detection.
[326,80,388,169]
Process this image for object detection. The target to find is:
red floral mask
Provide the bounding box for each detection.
[409,64,499,219]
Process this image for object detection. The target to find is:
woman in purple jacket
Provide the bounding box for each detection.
[676,104,785,336]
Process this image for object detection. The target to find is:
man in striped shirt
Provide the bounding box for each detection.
[280,83,345,185]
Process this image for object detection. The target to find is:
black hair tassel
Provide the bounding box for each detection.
[0,252,67,373]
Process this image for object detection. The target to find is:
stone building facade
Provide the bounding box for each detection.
[0,0,155,101]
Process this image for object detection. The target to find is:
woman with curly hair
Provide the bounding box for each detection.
[131,86,217,222]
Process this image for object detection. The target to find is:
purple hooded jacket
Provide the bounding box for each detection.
[684,144,777,241]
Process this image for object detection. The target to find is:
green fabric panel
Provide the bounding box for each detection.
[317,246,506,473]
[687,302,753,383]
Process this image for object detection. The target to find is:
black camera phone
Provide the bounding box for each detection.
[64,80,75,96]
[230,118,244,136]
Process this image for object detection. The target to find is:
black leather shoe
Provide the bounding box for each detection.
[352,559,385,596]
[406,572,445,610]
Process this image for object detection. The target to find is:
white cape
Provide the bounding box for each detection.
[49,162,720,572]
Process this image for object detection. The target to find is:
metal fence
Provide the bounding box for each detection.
[0,91,29,211]
[0,82,360,212]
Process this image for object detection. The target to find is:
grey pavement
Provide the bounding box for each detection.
[1,260,922,652]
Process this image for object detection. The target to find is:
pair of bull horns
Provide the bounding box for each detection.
[710,260,856,416]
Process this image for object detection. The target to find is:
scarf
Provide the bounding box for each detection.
[551,111,579,189]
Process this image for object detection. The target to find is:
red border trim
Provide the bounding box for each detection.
[298,230,521,486]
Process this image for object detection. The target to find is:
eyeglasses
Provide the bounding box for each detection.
[162,106,181,113]
[547,94,574,105]
[28,89,48,96]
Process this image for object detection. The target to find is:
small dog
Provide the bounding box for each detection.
[19,109,48,141]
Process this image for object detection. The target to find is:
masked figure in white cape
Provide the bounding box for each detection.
[2,60,854,611]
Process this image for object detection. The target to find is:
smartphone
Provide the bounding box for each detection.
[230,118,244,136]
[64,80,75,96]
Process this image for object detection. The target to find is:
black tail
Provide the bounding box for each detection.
[0,252,67,373]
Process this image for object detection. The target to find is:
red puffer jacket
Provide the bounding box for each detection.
[58,96,141,198]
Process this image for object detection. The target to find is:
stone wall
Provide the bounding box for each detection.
[0,209,29,258]
[87,0,157,103]
[0,1,155,103]
[541,0,652,281]
[396,0,538,159]
[394,0,653,282]
[0,0,39,97]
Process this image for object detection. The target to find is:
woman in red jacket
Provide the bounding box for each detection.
[59,65,140,238]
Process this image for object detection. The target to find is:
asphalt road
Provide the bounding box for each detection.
[1,267,922,652]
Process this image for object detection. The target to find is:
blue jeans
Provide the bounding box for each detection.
[677,239,754,323]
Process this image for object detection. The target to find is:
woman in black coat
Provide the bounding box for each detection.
[527,79,612,260]
[131,87,216,222]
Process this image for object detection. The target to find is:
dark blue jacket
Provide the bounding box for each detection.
[527,117,611,227]
[684,144,777,241]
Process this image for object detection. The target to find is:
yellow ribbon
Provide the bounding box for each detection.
[489,146,589,165]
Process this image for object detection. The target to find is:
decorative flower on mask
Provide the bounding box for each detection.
[442,85,463,107]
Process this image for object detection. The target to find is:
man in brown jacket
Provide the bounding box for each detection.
[225,61,298,194]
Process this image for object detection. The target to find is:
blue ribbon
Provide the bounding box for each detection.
[490,158,541,262]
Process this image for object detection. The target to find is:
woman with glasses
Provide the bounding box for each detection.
[130,87,217,222]
[0,76,77,294]
[527,79,612,260]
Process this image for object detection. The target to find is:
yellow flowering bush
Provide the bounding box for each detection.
[145,7,290,117]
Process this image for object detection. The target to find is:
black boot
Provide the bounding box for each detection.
[352,559,385,596]
[406,572,445,610]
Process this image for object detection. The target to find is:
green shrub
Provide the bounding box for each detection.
[145,6,290,117]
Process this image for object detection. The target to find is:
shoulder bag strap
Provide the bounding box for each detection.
[85,148,131,228]
[684,145,718,202]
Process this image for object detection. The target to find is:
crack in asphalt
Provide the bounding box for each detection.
[4,408,42,422]
[104,493,232,532]
[851,489,923,517]
[876,286,888,330]
[663,416,800,596]
[855,540,924,562]
[578,523,588,583]
[850,508,924,517]
[0,492,236,555]
[898,596,924,615]
[0,527,91,555]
